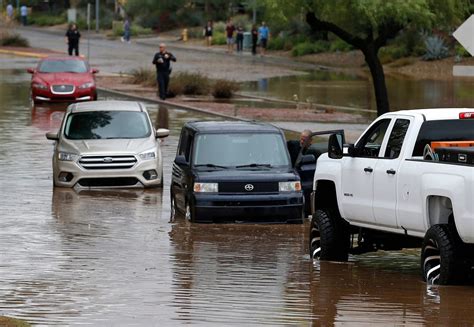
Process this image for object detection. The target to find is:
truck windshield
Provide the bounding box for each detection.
[193,133,290,168]
[64,111,151,140]
[413,119,474,156]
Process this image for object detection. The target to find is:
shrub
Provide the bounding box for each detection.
[232,14,252,31]
[29,13,67,26]
[379,44,409,64]
[423,35,449,61]
[291,41,329,56]
[129,68,156,87]
[212,79,239,99]
[213,21,226,33]
[267,35,285,50]
[455,44,470,58]
[0,33,29,47]
[212,31,226,45]
[329,39,353,52]
[111,23,154,37]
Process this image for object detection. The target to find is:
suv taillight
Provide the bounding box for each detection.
[459,112,474,119]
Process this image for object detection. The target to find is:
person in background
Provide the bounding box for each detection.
[203,20,213,47]
[65,23,81,56]
[287,129,312,167]
[121,18,131,43]
[251,24,258,56]
[152,43,176,101]
[6,3,14,25]
[225,18,235,54]
[20,4,27,26]
[258,21,270,56]
[236,24,244,53]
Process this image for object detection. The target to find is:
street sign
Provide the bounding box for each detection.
[453,14,474,56]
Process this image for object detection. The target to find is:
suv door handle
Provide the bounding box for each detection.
[386,169,396,175]
[364,167,373,173]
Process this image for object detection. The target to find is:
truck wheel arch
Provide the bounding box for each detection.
[313,180,339,213]
[427,195,453,227]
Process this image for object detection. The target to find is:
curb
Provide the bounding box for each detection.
[0,48,48,58]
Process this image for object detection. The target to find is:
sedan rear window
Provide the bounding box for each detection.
[39,60,88,73]
[193,133,290,167]
[64,111,151,140]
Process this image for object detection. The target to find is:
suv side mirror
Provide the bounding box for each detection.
[328,133,343,159]
[27,68,35,74]
[45,132,59,141]
[174,155,188,166]
[91,68,99,74]
[156,128,170,138]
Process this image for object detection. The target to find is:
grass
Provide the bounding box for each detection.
[0,316,31,327]
[29,12,67,26]
[111,23,154,37]
[129,67,156,87]
[0,33,29,47]
[212,79,239,99]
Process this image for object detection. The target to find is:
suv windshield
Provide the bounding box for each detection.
[39,60,88,73]
[193,133,290,167]
[64,111,151,140]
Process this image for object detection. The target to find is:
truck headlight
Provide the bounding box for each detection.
[139,150,156,160]
[194,182,218,193]
[279,181,301,192]
[78,82,95,89]
[58,152,79,161]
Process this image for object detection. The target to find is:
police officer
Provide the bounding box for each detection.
[65,23,81,56]
[152,43,176,101]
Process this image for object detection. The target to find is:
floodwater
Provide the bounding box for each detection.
[1,57,474,325]
[241,69,474,116]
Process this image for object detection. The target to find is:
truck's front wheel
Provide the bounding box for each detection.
[310,208,350,261]
[421,224,466,285]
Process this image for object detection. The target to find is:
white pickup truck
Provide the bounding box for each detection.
[309,108,474,285]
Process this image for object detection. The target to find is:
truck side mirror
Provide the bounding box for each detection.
[347,144,357,157]
[174,155,188,166]
[328,133,343,159]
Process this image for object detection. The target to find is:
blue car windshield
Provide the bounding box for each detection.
[64,111,151,140]
[39,60,88,73]
[193,133,290,167]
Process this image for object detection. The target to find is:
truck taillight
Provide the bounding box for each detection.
[459,112,474,119]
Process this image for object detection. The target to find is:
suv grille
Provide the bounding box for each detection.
[79,155,137,170]
[219,182,278,193]
[51,84,74,94]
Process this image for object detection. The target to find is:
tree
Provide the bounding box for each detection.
[264,0,469,116]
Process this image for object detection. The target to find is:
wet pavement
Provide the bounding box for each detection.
[1,57,474,325]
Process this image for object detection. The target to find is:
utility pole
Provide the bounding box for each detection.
[87,3,91,59]
[252,0,257,24]
[95,0,99,33]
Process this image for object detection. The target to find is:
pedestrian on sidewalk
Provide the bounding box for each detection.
[20,4,27,26]
[121,18,131,43]
[236,24,244,53]
[251,24,258,55]
[225,18,235,54]
[6,3,14,25]
[65,23,81,56]
[203,20,213,47]
[258,21,270,56]
[152,43,176,101]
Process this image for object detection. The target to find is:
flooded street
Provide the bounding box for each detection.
[1,56,474,325]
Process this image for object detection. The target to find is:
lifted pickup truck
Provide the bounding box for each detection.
[309,108,474,285]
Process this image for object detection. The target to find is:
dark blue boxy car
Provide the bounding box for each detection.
[170,121,312,223]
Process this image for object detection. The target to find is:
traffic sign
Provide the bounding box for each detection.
[453,14,474,56]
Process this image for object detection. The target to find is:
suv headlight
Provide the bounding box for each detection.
[58,152,79,161]
[194,182,218,193]
[279,181,301,192]
[79,82,95,89]
[32,82,48,90]
[139,150,156,160]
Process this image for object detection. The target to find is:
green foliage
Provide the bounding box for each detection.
[29,12,67,26]
[212,80,240,99]
[129,68,156,87]
[423,35,449,61]
[212,31,226,45]
[455,44,470,58]
[0,33,29,47]
[379,44,410,63]
[291,41,329,56]
[232,14,252,31]
[329,38,353,52]
[112,23,153,37]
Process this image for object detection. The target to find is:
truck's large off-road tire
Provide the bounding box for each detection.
[421,224,467,285]
[310,208,350,261]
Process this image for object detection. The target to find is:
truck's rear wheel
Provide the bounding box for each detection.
[421,224,466,285]
[310,208,350,261]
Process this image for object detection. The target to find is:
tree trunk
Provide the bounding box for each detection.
[363,45,389,116]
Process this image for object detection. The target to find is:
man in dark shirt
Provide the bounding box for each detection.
[152,43,177,101]
[225,19,235,54]
[65,23,81,56]
[287,129,312,167]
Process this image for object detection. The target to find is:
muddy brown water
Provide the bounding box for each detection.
[1,59,474,325]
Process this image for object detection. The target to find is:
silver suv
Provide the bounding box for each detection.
[46,101,169,188]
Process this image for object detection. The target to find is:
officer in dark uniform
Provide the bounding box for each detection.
[152,43,177,100]
[65,23,81,56]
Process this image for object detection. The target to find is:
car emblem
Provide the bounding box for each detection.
[60,85,66,89]
[103,157,113,163]
[244,184,254,191]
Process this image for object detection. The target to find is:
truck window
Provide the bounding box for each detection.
[355,119,391,158]
[412,120,474,156]
[177,129,193,162]
[384,119,410,159]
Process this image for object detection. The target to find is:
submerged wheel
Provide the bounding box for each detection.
[421,224,466,285]
[185,203,193,222]
[310,208,350,261]
[170,193,177,220]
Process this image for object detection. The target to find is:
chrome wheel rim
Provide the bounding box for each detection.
[170,196,175,219]
[310,220,321,260]
[423,238,441,285]
[185,204,191,221]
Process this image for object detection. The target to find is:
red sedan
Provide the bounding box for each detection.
[27,56,98,104]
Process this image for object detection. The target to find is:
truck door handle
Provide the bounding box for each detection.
[364,167,373,173]
[386,169,396,175]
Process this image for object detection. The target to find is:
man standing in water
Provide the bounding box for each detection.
[65,23,81,56]
[152,43,176,101]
